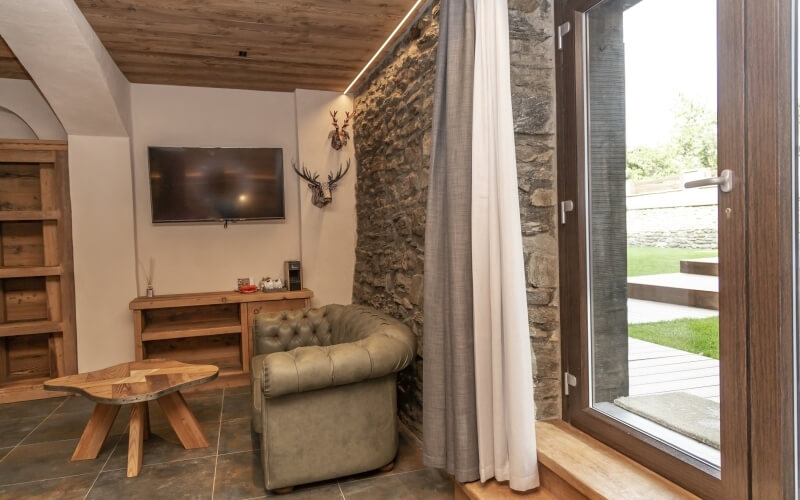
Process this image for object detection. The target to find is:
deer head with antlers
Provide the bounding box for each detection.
[328,110,357,150]
[292,159,351,208]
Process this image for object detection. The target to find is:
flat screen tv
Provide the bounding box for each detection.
[148,147,285,223]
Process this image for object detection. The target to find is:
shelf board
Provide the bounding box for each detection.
[0,376,67,403]
[141,318,242,341]
[0,320,62,338]
[130,288,313,310]
[0,266,63,279]
[0,210,61,221]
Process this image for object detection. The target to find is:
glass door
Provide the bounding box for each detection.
[557,0,750,496]
[582,0,722,467]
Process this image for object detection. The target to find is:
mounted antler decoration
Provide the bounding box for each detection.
[328,110,357,150]
[293,159,351,208]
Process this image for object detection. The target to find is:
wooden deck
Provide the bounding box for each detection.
[628,338,720,403]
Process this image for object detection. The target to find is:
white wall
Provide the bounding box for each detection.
[68,135,138,371]
[0,78,66,140]
[295,89,357,306]
[130,84,302,295]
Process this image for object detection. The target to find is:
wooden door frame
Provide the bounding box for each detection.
[553,0,771,497]
[744,0,797,495]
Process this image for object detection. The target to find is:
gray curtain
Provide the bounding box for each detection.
[422,0,479,483]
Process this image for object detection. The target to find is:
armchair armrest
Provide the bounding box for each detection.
[261,331,415,399]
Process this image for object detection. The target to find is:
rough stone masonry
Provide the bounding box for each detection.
[352,0,560,437]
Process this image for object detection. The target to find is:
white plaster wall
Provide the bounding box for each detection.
[68,135,138,372]
[295,89,357,306]
[0,78,66,140]
[130,84,302,295]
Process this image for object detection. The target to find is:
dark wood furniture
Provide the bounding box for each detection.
[129,289,312,389]
[0,140,76,403]
[45,358,218,477]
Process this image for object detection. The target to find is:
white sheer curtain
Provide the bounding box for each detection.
[470,0,539,492]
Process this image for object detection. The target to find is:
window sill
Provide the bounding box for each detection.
[455,420,699,499]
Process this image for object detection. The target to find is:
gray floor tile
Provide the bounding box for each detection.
[53,395,96,415]
[225,385,251,397]
[87,456,216,500]
[0,397,64,420]
[218,417,259,454]
[147,393,223,427]
[222,393,251,421]
[103,420,219,471]
[0,472,96,500]
[214,450,343,499]
[213,450,265,499]
[340,468,453,500]
[21,409,126,446]
[0,415,42,448]
[0,438,116,485]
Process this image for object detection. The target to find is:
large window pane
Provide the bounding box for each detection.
[585,0,720,467]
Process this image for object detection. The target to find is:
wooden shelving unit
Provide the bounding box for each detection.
[130,289,313,389]
[0,140,77,403]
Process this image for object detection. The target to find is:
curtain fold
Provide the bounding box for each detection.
[422,0,480,483]
[471,0,539,492]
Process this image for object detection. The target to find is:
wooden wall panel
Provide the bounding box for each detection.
[6,334,50,380]
[1,222,45,267]
[4,278,48,322]
[0,164,42,212]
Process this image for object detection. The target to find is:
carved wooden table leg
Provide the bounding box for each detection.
[157,391,209,448]
[128,402,147,477]
[71,403,120,461]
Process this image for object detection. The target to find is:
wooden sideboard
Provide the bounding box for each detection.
[129,289,312,388]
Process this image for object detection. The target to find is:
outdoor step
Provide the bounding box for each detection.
[679,257,718,276]
[628,273,718,310]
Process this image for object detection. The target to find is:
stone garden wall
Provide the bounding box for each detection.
[352,0,560,437]
[627,205,718,249]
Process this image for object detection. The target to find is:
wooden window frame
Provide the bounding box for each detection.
[554,0,796,497]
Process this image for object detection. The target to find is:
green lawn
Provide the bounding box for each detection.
[628,317,719,359]
[627,247,718,277]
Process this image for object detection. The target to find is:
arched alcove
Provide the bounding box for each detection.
[0,105,39,139]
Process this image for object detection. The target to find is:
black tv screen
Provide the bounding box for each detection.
[148,147,285,223]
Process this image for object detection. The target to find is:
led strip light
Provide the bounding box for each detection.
[342,0,427,95]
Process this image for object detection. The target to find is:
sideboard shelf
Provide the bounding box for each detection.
[141,317,242,341]
[130,288,312,389]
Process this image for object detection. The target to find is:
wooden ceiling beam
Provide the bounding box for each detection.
[0,36,30,80]
[70,0,419,92]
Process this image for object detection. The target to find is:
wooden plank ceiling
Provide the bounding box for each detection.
[0,36,30,80]
[70,0,418,92]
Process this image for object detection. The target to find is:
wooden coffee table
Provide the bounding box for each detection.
[44,359,219,477]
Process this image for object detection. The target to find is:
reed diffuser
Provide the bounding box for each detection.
[139,258,155,297]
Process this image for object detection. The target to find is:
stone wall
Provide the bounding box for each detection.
[627,205,718,249]
[352,0,560,436]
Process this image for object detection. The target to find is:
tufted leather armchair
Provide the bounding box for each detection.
[250,304,416,492]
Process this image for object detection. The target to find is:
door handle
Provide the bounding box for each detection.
[684,169,733,193]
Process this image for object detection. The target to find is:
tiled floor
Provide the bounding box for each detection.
[0,386,452,499]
